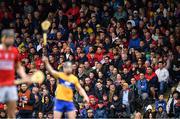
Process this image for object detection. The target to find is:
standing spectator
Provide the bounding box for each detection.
[18,84,35,118]
[32,86,41,117]
[167,91,180,117]
[119,83,134,116]
[145,66,158,100]
[155,61,169,94]
[166,87,176,117]
[172,45,180,82]
[129,78,138,97]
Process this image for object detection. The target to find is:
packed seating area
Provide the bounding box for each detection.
[0,0,180,118]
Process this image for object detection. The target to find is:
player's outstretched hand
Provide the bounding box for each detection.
[42,56,48,63]
[83,96,89,103]
[14,76,31,85]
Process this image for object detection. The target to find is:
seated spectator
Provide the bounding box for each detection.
[46,111,53,119]
[89,95,98,110]
[95,82,106,100]
[121,67,132,84]
[137,73,149,100]
[155,106,168,118]
[108,84,117,102]
[94,47,104,62]
[109,94,121,118]
[0,110,6,118]
[94,100,107,118]
[40,95,54,114]
[143,105,155,118]
[87,109,94,118]
[84,61,93,76]
[155,94,167,112]
[134,112,142,119]
[46,77,56,97]
[66,2,79,20]
[129,28,140,49]
[113,5,127,21]
[37,111,44,119]
[80,103,91,118]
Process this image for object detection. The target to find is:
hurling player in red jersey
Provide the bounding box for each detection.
[0,29,28,118]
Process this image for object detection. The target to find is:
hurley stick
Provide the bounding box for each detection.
[41,20,51,46]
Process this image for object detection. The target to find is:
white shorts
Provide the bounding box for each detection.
[0,86,18,103]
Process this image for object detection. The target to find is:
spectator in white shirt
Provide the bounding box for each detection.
[156,3,167,18]
[155,61,169,94]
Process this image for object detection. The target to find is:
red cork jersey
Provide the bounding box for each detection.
[0,45,19,86]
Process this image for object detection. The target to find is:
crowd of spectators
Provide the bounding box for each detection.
[0,0,180,118]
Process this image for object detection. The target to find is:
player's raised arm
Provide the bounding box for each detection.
[42,56,59,77]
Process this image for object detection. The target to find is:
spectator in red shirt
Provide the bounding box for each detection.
[94,47,104,62]
[66,2,80,20]
[89,95,98,110]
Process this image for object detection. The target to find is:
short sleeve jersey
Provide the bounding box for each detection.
[53,72,80,102]
[0,45,19,86]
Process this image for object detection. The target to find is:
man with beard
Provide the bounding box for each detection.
[18,83,35,118]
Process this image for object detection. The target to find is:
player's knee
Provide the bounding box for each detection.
[54,111,62,119]
[7,111,16,118]
[7,105,16,118]
[67,111,76,119]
